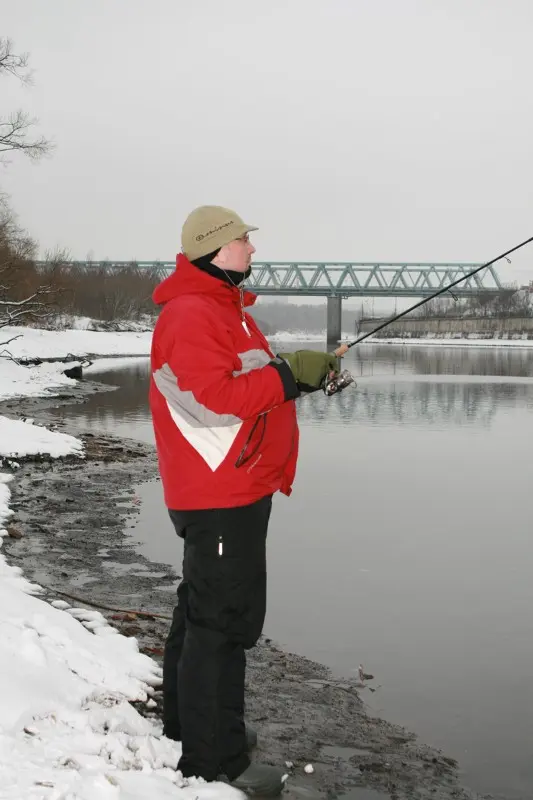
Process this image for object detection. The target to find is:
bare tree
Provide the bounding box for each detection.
[0,259,56,352]
[0,196,56,354]
[0,38,51,161]
[0,39,56,355]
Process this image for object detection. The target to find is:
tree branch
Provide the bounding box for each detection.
[0,288,55,307]
[0,38,50,161]
[0,334,22,348]
[0,111,50,159]
[0,38,32,84]
[0,284,57,329]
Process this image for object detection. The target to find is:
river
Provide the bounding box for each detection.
[50,341,533,800]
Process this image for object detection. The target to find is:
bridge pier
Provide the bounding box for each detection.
[326,295,342,344]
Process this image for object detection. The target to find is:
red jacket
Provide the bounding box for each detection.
[149,254,300,510]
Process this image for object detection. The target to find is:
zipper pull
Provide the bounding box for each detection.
[239,286,251,336]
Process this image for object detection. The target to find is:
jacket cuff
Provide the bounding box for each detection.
[268,357,300,401]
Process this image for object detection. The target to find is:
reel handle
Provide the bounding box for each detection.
[321,343,354,395]
[322,369,355,396]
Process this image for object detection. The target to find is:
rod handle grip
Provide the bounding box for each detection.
[334,343,349,357]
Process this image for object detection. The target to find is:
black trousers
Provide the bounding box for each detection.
[162,495,272,781]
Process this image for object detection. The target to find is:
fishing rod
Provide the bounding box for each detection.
[322,234,533,396]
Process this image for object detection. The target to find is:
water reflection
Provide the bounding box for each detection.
[300,381,533,429]
[50,346,533,439]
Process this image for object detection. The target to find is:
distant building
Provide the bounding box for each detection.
[516,282,533,307]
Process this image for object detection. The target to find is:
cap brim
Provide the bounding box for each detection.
[230,223,258,242]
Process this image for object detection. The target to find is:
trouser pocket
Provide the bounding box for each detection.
[169,495,271,648]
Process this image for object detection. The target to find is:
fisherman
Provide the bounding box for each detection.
[149,205,339,795]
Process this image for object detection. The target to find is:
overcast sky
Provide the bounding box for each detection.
[2,0,533,290]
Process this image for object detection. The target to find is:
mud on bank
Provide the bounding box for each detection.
[0,381,491,800]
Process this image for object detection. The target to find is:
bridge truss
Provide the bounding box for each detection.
[36,261,503,297]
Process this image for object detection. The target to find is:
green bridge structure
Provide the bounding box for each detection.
[38,260,503,342]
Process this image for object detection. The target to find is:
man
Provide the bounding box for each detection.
[149,205,339,796]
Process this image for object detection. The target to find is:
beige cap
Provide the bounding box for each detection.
[181,205,258,260]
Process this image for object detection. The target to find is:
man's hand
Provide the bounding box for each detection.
[277,350,340,393]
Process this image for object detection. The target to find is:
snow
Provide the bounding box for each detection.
[0,416,83,461]
[268,331,533,348]
[49,314,154,333]
[0,327,246,800]
[0,538,244,798]
[0,359,80,402]
[0,483,245,800]
[57,315,95,331]
[84,357,151,375]
[0,325,152,360]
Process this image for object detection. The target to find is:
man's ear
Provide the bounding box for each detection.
[211,244,229,268]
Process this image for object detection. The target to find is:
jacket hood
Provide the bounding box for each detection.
[153,254,257,308]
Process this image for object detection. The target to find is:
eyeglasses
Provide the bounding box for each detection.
[236,233,250,243]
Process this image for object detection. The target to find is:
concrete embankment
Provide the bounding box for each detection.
[358,316,533,340]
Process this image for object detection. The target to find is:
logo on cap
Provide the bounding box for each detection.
[196,220,235,242]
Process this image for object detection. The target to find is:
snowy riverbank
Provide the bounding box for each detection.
[361,335,533,349]
[0,330,246,799]
[0,498,187,798]
[270,330,533,349]
[0,325,152,361]
[1,469,231,799]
